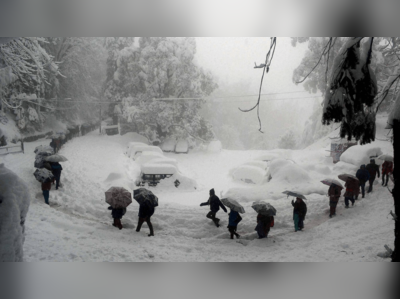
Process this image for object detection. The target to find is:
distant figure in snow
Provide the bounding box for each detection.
[108,206,126,230]
[255,213,274,239]
[50,139,57,153]
[344,178,358,208]
[227,209,242,239]
[291,197,307,232]
[328,184,342,218]
[381,160,393,187]
[200,188,227,227]
[356,165,370,198]
[41,179,52,205]
[366,159,380,193]
[136,204,155,236]
[50,162,63,190]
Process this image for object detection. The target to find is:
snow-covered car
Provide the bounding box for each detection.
[243,160,269,171]
[175,139,189,154]
[137,163,177,186]
[149,157,178,167]
[130,145,163,160]
[126,142,148,157]
[161,138,177,152]
[232,165,267,184]
[135,151,165,165]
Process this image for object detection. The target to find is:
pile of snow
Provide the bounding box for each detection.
[135,151,164,165]
[232,165,267,185]
[207,140,222,153]
[161,138,176,152]
[0,164,30,262]
[340,144,383,167]
[267,158,311,184]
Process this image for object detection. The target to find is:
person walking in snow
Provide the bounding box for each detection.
[50,162,63,190]
[344,178,358,208]
[328,183,342,218]
[381,160,393,187]
[255,213,274,239]
[356,165,370,198]
[292,197,307,232]
[136,203,155,236]
[200,188,227,228]
[41,179,52,205]
[108,206,126,230]
[227,209,242,239]
[366,159,380,193]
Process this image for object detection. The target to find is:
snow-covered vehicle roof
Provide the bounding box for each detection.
[149,157,178,167]
[175,140,189,153]
[232,165,267,184]
[161,138,177,152]
[243,160,269,171]
[135,151,164,165]
[339,144,383,167]
[130,145,163,159]
[141,163,177,175]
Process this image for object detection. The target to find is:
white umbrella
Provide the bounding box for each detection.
[377,154,393,162]
[44,154,68,162]
[221,198,245,213]
[338,173,358,182]
[282,190,307,200]
[33,168,54,183]
[321,179,344,189]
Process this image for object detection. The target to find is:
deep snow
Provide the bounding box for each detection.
[0,114,395,261]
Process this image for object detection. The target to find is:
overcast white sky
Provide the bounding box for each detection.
[195,37,309,94]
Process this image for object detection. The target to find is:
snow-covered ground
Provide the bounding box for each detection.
[0,115,395,261]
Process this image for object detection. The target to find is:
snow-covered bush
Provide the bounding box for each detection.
[0,164,31,262]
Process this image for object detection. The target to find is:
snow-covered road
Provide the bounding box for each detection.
[1,127,395,261]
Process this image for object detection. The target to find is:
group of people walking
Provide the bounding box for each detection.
[328,158,393,218]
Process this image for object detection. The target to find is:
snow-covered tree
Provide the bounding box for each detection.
[103,37,217,143]
[278,130,297,149]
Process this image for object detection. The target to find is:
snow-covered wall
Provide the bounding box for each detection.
[0,163,31,262]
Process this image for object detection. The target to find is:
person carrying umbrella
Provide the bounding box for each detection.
[136,203,155,236]
[227,209,242,239]
[356,165,370,198]
[328,183,342,218]
[344,178,359,208]
[255,213,274,239]
[366,159,380,193]
[108,206,126,230]
[381,160,393,187]
[42,179,52,205]
[200,188,227,228]
[292,197,307,232]
[50,162,63,190]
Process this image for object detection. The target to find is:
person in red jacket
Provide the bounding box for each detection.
[41,180,52,205]
[381,160,393,187]
[328,183,342,218]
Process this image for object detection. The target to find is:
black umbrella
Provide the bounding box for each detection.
[133,188,159,207]
[251,201,276,216]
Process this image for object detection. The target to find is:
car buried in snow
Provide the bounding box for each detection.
[136,163,177,187]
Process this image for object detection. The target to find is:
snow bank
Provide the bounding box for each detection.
[123,132,149,144]
[244,160,269,171]
[340,144,383,167]
[267,158,311,184]
[135,152,164,165]
[207,140,222,153]
[0,163,30,262]
[332,161,358,175]
[232,165,267,185]
[157,171,197,191]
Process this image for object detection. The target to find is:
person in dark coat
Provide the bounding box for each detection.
[356,165,370,198]
[381,160,393,187]
[366,159,380,193]
[136,203,155,236]
[227,209,242,239]
[50,162,63,190]
[292,197,307,232]
[344,178,358,208]
[41,179,52,205]
[108,206,126,230]
[200,188,227,227]
[255,213,274,239]
[50,139,57,153]
[328,183,342,218]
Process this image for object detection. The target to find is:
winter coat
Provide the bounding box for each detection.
[344,179,359,197]
[228,210,242,227]
[138,204,155,219]
[382,161,393,175]
[292,200,307,220]
[109,207,126,219]
[200,195,227,213]
[51,162,63,176]
[41,181,52,191]
[366,162,380,179]
[356,166,370,185]
[255,214,273,237]
[328,184,342,202]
